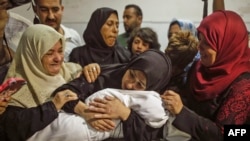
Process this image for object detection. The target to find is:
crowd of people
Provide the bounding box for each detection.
[0,0,250,141]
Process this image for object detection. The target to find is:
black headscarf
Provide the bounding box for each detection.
[69,7,131,67]
[94,49,172,94]
[83,7,117,49]
[57,50,172,112]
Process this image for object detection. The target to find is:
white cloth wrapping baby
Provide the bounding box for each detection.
[86,88,169,128]
[28,88,170,141]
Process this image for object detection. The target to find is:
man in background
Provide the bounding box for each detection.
[117,4,142,49]
[32,0,83,62]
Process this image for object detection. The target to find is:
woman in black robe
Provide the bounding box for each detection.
[69,7,131,67]
[54,49,172,141]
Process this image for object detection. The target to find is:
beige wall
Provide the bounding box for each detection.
[10,0,250,51]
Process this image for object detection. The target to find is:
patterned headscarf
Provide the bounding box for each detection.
[168,18,197,37]
[83,7,118,49]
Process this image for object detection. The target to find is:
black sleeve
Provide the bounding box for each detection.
[0,101,58,141]
[122,110,163,141]
[52,75,94,113]
[68,47,79,64]
[7,0,31,9]
[173,106,223,141]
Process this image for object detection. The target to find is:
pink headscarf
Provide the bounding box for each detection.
[192,10,250,101]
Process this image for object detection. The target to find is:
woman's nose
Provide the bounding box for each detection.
[54,53,63,62]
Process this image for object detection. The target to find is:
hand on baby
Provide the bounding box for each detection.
[88,96,131,121]
[88,118,115,131]
[52,89,78,111]
[161,90,184,115]
[75,101,116,131]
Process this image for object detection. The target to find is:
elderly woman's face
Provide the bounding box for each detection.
[100,13,119,47]
[121,69,146,90]
[41,41,64,76]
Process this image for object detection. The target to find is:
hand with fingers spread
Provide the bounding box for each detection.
[73,100,116,131]
[161,90,184,115]
[82,63,101,83]
[88,96,131,121]
[52,89,78,111]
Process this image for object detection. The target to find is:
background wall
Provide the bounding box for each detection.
[10,0,250,51]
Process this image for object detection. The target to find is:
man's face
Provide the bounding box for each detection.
[34,0,63,32]
[122,7,142,34]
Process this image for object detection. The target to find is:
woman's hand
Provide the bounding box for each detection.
[88,118,115,131]
[161,90,184,115]
[74,101,116,131]
[0,81,13,114]
[52,89,78,111]
[82,63,101,83]
[0,94,10,114]
[88,96,131,121]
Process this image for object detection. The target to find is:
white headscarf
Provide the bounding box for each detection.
[6,24,82,108]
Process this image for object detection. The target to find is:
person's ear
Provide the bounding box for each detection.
[61,5,64,12]
[138,16,142,24]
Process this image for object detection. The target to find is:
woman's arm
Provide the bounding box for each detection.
[52,76,117,131]
[172,106,222,141]
[0,89,78,140]
[162,73,250,141]
[162,90,223,141]
[1,102,58,140]
[52,75,92,113]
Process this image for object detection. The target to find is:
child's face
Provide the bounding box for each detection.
[131,36,150,54]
